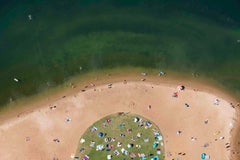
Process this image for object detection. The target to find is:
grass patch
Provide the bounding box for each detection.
[75,113,165,160]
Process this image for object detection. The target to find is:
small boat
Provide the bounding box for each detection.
[28,14,32,20]
[14,78,19,82]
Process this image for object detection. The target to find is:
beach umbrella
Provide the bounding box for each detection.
[80,138,85,144]
[83,155,89,160]
[119,123,125,128]
[156,148,161,155]
[127,143,133,148]
[178,85,185,91]
[114,150,120,156]
[98,132,104,137]
[201,153,206,159]
[96,144,104,151]
[141,157,147,160]
[151,156,159,160]
[155,135,163,141]
[144,137,149,142]
[107,155,112,160]
[133,117,139,122]
[146,121,152,126]
[91,126,98,132]
[205,155,210,159]
[153,143,158,148]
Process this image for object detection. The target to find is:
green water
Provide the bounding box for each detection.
[0,0,240,107]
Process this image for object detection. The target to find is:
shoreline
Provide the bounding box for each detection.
[0,67,239,159]
[0,67,238,122]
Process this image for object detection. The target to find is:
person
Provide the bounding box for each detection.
[28,14,32,20]
[214,99,220,105]
[148,105,152,110]
[191,137,197,141]
[204,119,209,124]
[176,130,181,135]
[172,92,178,98]
[25,137,30,141]
[53,138,60,143]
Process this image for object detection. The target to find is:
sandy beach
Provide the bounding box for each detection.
[0,74,239,160]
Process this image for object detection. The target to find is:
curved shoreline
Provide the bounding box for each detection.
[0,69,239,159]
[0,67,238,122]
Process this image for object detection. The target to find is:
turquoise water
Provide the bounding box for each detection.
[0,0,240,106]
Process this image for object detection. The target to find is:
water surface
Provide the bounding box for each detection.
[0,0,240,107]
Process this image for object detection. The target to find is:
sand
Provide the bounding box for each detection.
[0,75,238,160]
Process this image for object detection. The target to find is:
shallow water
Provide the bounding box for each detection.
[0,0,240,107]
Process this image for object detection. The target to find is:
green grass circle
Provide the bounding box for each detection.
[75,112,165,160]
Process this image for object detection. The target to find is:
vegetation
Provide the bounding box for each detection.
[76,113,164,160]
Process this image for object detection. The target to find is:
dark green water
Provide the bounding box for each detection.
[1,0,240,106]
